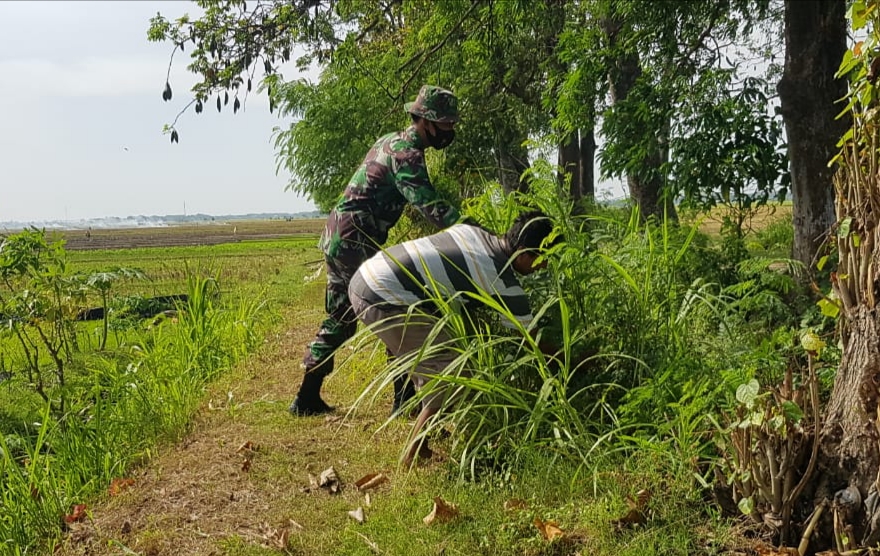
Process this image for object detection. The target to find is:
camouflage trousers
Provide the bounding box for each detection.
[302,249,370,378]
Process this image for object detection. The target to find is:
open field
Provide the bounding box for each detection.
[50,219,326,251]
[26,202,793,254]
[684,202,793,236]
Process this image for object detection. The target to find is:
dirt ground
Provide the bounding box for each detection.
[53,219,325,251]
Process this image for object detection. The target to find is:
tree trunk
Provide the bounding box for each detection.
[814,305,880,548]
[777,0,848,271]
[580,128,596,200]
[602,16,677,222]
[496,123,530,193]
[558,131,582,200]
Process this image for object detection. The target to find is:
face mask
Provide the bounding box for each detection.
[427,122,456,149]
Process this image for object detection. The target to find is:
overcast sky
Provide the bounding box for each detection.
[0,1,317,223]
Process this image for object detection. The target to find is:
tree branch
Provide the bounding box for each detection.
[398,0,485,95]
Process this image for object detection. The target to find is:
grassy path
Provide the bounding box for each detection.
[56,278,425,556]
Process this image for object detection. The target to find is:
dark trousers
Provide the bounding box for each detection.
[299,250,414,408]
[302,250,365,379]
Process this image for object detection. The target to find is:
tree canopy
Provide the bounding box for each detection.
[149,0,790,223]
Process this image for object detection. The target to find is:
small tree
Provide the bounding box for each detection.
[0,229,82,414]
[84,267,147,351]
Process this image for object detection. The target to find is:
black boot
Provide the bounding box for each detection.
[391,374,417,417]
[289,371,335,417]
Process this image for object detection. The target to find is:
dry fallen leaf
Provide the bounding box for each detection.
[612,507,645,529]
[627,489,651,510]
[612,489,651,529]
[272,527,290,550]
[755,543,799,556]
[324,415,344,425]
[423,496,459,525]
[348,506,365,523]
[504,498,528,511]
[109,477,135,497]
[355,473,389,491]
[534,517,565,541]
[238,441,257,472]
[319,466,342,494]
[236,440,258,453]
[365,492,372,507]
[64,504,88,524]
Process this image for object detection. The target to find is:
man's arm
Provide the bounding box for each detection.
[394,149,460,229]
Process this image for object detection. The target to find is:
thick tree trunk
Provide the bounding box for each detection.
[777,0,848,270]
[814,305,880,548]
[580,128,596,200]
[558,131,582,199]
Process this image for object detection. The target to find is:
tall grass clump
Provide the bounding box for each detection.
[0,266,267,553]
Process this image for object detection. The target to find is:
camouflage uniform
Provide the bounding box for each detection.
[296,86,462,413]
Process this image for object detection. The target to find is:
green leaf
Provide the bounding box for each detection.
[736,379,760,409]
[781,401,804,423]
[800,331,826,354]
[861,83,875,109]
[837,48,856,78]
[839,217,853,238]
[817,255,829,271]
[738,497,755,516]
[769,414,785,431]
[853,232,862,247]
[849,0,868,30]
[749,410,765,427]
[818,298,840,319]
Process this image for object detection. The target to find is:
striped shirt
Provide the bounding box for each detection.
[349,224,533,329]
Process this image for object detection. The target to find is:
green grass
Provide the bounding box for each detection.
[10,203,794,556]
[0,231,324,554]
[66,236,320,301]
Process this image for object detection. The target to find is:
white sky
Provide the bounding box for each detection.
[0,1,629,225]
[0,1,317,223]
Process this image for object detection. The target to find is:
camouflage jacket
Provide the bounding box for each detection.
[319,126,460,259]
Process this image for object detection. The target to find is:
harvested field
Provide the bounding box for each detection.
[49,219,325,251]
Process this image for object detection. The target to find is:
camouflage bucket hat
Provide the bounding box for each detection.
[405,85,460,123]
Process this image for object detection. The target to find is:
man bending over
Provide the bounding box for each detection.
[348,211,558,467]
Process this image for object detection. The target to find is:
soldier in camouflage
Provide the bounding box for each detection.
[290,85,468,417]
